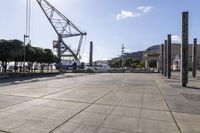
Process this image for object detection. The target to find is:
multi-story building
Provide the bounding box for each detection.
[143,44,200,70]
[171,44,200,70]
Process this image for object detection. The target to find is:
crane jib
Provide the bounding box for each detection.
[36,0,87,62]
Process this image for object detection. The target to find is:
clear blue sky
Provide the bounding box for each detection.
[1,0,200,62]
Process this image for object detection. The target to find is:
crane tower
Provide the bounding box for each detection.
[36,0,87,65]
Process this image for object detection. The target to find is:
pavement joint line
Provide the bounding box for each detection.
[0,97,34,110]
[137,87,145,129]
[97,126,135,133]
[0,93,34,99]
[96,126,134,133]
[94,86,124,133]
[0,87,75,110]
[37,88,74,99]
[155,76,182,133]
[95,102,170,112]
[41,98,93,104]
[171,110,200,116]
[94,102,117,133]
[48,87,118,133]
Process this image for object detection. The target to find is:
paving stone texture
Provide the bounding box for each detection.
[0,72,199,133]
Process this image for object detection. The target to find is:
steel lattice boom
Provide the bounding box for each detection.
[37,0,87,61]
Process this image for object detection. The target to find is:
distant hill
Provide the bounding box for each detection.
[123,45,161,60]
[146,45,161,51]
[124,51,144,60]
[111,45,162,61]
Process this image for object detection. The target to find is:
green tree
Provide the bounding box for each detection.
[124,57,133,68]
[25,44,36,73]
[43,48,55,72]
[0,40,12,72]
[10,40,24,72]
[0,39,58,73]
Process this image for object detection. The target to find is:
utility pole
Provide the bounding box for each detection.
[24,0,30,73]
[121,44,125,69]
[23,34,29,73]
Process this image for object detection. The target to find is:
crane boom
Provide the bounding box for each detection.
[36,0,87,61]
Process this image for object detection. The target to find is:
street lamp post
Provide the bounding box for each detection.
[121,44,125,69]
[23,34,29,73]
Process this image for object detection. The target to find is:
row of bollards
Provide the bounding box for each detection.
[161,11,198,87]
[162,36,171,78]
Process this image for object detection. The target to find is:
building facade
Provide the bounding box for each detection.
[143,44,200,70]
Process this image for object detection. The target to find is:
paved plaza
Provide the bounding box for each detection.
[0,73,200,133]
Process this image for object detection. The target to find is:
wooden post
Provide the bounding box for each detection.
[192,38,197,77]
[161,44,164,75]
[181,12,189,87]
[164,40,168,77]
[89,41,93,67]
[167,34,172,78]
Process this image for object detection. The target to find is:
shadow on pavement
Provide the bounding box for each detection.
[0,73,60,85]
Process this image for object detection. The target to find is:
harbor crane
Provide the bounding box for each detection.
[36,0,87,66]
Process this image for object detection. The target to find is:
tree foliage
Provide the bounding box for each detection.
[108,57,145,68]
[0,39,58,73]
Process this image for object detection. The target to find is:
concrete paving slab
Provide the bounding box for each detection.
[111,106,140,119]
[70,111,107,126]
[164,95,200,115]
[101,115,139,132]
[96,93,123,106]
[44,89,109,103]
[113,87,144,94]
[52,121,98,133]
[12,117,61,133]
[1,73,199,132]
[173,112,200,133]
[143,87,161,95]
[0,115,27,131]
[96,128,132,133]
[141,109,173,122]
[0,84,67,98]
[142,94,168,111]
[0,94,32,109]
[84,104,114,115]
[0,98,89,132]
[139,119,179,133]
[117,93,143,108]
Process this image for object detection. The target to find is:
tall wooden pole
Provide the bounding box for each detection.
[192,38,197,77]
[161,44,164,75]
[89,41,93,67]
[181,12,189,87]
[164,40,168,77]
[167,34,172,79]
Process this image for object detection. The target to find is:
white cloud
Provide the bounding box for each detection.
[171,35,181,43]
[137,6,153,13]
[116,10,140,20]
